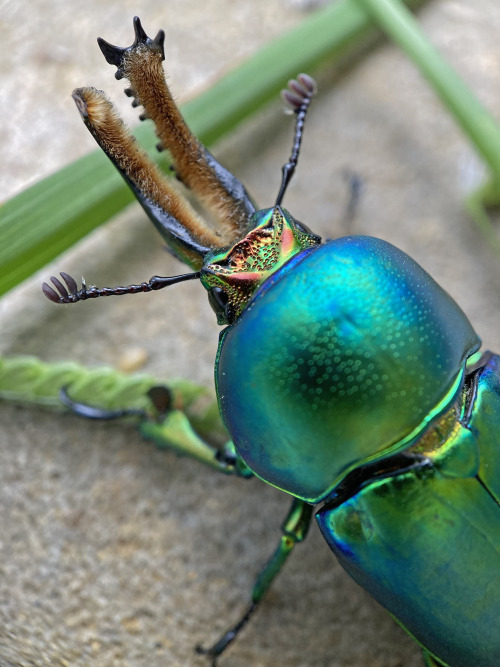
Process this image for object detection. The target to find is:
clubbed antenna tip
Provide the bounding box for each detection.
[42,272,79,303]
[281,73,317,111]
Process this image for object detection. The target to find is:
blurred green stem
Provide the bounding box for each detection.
[356,0,500,250]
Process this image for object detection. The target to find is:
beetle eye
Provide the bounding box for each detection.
[208,287,231,324]
[293,217,320,239]
[211,287,228,309]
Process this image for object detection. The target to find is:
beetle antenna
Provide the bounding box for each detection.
[275,74,317,207]
[42,270,200,304]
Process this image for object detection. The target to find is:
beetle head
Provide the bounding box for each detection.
[43,17,320,323]
[201,207,320,324]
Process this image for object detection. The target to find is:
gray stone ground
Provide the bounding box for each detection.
[2,1,500,666]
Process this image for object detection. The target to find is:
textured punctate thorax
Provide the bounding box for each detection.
[216,236,480,502]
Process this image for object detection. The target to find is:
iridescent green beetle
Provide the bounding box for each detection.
[43,18,500,667]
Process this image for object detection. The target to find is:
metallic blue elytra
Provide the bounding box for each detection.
[316,353,500,666]
[216,232,480,502]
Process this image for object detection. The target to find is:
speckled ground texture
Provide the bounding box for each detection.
[2,1,500,666]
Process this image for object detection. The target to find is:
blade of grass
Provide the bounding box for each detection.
[356,0,500,251]
[0,0,427,297]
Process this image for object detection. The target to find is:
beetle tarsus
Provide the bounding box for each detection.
[340,169,363,231]
[195,601,257,664]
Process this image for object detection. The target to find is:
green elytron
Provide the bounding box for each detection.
[41,17,499,667]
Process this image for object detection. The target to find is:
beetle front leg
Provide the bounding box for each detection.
[422,650,448,667]
[139,410,253,477]
[196,498,313,664]
[58,379,252,477]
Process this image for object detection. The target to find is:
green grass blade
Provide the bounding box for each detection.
[357,0,500,177]
[356,0,500,248]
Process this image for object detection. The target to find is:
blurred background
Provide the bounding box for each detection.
[1,1,500,665]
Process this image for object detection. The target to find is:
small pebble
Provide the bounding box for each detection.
[118,347,149,372]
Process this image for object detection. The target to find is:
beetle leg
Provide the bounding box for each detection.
[196,498,313,663]
[98,16,255,242]
[57,380,246,475]
[139,410,238,474]
[340,169,363,233]
[139,386,249,474]
[422,650,448,667]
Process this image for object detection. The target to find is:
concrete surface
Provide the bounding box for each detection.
[2,1,500,666]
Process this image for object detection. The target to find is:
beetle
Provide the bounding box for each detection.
[40,17,500,667]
